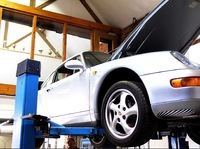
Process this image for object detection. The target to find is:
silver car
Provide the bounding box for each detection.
[37,0,200,147]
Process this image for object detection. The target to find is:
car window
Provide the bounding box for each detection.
[41,71,56,88]
[83,52,111,67]
[40,54,87,89]
[53,55,82,83]
[54,66,74,82]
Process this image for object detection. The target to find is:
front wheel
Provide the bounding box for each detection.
[101,81,157,147]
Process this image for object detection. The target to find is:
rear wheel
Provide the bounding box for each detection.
[101,81,157,147]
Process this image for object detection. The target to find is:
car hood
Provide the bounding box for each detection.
[110,0,200,60]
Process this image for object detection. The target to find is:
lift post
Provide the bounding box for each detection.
[168,130,189,149]
[12,59,40,148]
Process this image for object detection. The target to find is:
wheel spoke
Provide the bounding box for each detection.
[119,91,138,116]
[119,92,129,108]
[110,114,118,131]
[109,101,118,111]
[107,102,118,130]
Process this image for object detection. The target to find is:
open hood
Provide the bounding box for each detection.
[111,0,200,60]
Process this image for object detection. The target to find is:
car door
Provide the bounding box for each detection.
[38,55,90,118]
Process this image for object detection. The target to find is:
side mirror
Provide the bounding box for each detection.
[64,60,85,72]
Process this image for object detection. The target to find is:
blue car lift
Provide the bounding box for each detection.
[11,59,189,149]
[21,113,104,139]
[11,59,104,149]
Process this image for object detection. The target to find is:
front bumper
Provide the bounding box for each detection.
[141,68,200,119]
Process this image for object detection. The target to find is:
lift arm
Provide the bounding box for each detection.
[22,113,104,138]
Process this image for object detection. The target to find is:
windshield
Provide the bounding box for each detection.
[83,52,111,67]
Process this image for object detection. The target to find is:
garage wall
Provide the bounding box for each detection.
[0,49,61,84]
[186,42,200,65]
[0,31,90,85]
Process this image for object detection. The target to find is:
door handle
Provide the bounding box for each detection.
[46,87,53,92]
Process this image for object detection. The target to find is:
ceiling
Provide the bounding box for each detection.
[87,0,162,29]
[40,0,163,29]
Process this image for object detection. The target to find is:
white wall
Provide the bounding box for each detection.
[0,20,90,84]
[0,49,61,84]
[186,42,200,64]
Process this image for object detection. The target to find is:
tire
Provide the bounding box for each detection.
[187,126,200,145]
[89,135,116,148]
[101,81,157,147]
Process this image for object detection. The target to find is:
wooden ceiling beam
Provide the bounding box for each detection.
[6,32,31,48]
[37,0,57,9]
[80,0,102,24]
[4,0,57,52]
[0,0,121,34]
[36,28,62,58]
[30,0,36,7]
[192,38,200,45]
[0,83,16,96]
[30,0,56,8]
[3,21,8,46]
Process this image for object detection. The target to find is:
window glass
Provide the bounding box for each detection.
[54,65,73,83]
[53,55,82,83]
[83,52,111,67]
[41,71,56,88]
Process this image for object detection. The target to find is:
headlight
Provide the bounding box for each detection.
[171,51,198,67]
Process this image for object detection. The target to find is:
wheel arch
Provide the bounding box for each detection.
[96,67,150,120]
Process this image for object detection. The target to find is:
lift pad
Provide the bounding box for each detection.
[22,113,105,138]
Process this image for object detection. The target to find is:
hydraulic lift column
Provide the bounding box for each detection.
[12,59,40,148]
